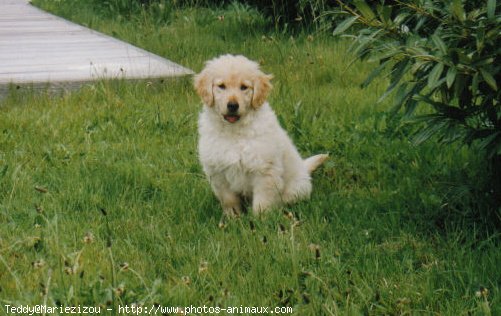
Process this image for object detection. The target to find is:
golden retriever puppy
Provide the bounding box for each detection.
[195,54,328,216]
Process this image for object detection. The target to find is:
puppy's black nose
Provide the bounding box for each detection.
[227,101,239,113]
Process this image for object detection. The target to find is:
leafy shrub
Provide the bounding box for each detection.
[334,0,501,223]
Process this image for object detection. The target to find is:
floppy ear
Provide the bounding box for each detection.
[194,71,213,107]
[252,73,273,108]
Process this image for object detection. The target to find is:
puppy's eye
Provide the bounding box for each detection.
[240,85,248,91]
[218,83,226,90]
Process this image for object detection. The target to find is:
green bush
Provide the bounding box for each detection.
[334,0,501,222]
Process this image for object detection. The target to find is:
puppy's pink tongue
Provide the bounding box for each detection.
[224,115,240,123]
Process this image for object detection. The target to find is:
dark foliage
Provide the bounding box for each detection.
[85,0,337,31]
[334,0,501,225]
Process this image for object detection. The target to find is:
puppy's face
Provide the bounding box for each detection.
[194,55,272,124]
[212,75,254,123]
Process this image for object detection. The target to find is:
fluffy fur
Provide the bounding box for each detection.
[195,54,328,216]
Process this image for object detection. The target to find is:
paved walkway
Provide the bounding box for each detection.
[0,0,193,92]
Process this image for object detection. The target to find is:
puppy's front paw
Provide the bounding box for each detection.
[223,206,241,218]
[252,200,274,215]
[218,206,240,229]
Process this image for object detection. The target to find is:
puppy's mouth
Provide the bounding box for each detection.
[223,114,240,123]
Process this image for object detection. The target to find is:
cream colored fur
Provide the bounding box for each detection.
[195,54,328,216]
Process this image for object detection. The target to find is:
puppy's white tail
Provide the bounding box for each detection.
[304,154,329,174]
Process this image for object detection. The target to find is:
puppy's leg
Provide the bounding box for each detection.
[252,171,284,214]
[282,177,312,204]
[210,176,242,217]
[219,191,241,217]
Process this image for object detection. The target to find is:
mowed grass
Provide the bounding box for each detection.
[1,1,499,314]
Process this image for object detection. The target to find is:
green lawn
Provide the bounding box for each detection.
[0,1,499,315]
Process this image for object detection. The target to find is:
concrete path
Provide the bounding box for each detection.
[0,0,193,92]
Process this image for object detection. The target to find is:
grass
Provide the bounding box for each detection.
[0,1,499,314]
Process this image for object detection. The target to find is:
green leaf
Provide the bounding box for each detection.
[390,59,408,84]
[377,60,409,103]
[393,83,410,108]
[354,0,377,22]
[472,73,479,95]
[476,27,486,52]
[367,46,400,62]
[394,12,410,25]
[361,59,390,88]
[450,0,465,22]
[332,16,358,36]
[377,4,392,24]
[390,81,426,115]
[352,29,383,56]
[431,34,447,55]
[454,74,466,103]
[446,67,457,88]
[412,115,447,145]
[472,57,494,67]
[480,68,498,91]
[487,0,496,19]
[414,95,466,121]
[477,131,500,150]
[410,59,429,75]
[403,98,419,118]
[391,83,412,114]
[415,16,427,32]
[427,62,444,89]
[477,131,501,158]
[405,46,432,58]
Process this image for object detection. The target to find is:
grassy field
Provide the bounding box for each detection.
[1,1,499,315]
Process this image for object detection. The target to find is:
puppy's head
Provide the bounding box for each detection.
[194,54,272,124]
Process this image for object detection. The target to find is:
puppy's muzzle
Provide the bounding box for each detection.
[227,101,239,113]
[224,101,240,123]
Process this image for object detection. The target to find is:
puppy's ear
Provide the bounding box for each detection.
[194,71,213,107]
[252,73,273,109]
